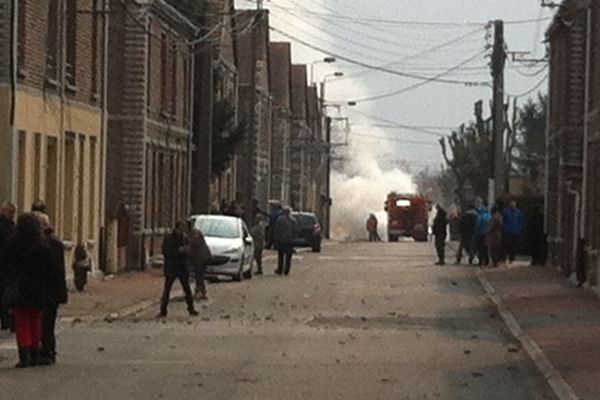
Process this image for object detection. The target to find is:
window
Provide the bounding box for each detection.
[89,137,97,239]
[63,134,76,241]
[45,137,58,225]
[91,0,99,97]
[17,0,26,73]
[171,43,177,118]
[183,54,189,124]
[147,26,153,108]
[160,33,167,112]
[77,136,86,241]
[46,0,59,80]
[17,131,27,213]
[33,133,41,201]
[66,0,78,86]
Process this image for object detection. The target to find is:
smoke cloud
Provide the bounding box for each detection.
[330,111,416,241]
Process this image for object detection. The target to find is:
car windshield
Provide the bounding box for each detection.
[293,214,317,228]
[195,217,240,239]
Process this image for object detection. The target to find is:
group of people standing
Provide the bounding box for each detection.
[433,199,525,267]
[0,201,69,368]
[158,206,301,316]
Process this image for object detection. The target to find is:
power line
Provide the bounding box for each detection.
[351,109,449,138]
[270,25,491,87]
[349,132,441,146]
[333,27,487,82]
[505,73,549,98]
[345,49,490,104]
[245,2,552,27]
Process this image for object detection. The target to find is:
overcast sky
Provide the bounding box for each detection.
[236,0,555,172]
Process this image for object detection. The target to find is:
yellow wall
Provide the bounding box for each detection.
[13,89,103,275]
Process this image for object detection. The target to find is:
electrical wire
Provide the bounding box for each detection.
[244,1,552,28]
[344,49,491,104]
[351,109,449,138]
[505,73,549,98]
[270,25,490,87]
[349,132,441,146]
[332,27,487,82]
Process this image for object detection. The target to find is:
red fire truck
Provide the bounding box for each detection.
[384,193,429,242]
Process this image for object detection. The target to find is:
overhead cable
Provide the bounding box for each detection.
[270,26,491,87]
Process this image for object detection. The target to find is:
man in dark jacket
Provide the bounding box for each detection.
[0,202,16,331]
[36,213,68,365]
[186,220,212,300]
[432,205,448,265]
[274,209,297,276]
[455,205,478,265]
[157,221,198,318]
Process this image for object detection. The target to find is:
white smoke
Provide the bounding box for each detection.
[330,101,416,241]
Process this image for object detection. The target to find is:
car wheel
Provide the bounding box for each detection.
[233,256,245,282]
[243,258,253,279]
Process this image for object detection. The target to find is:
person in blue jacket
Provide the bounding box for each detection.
[502,200,524,263]
[473,204,491,266]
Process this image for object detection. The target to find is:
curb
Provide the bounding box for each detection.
[476,270,580,400]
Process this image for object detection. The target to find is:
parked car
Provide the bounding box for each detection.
[291,212,322,252]
[192,215,254,281]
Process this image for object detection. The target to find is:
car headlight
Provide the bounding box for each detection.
[222,247,240,255]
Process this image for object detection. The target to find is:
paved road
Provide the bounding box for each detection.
[0,242,556,399]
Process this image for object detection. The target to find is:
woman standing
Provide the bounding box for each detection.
[487,206,504,268]
[3,213,52,368]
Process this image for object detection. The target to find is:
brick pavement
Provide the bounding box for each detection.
[483,263,600,400]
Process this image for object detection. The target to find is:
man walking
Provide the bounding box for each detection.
[251,215,266,275]
[37,213,68,365]
[502,200,524,263]
[187,220,212,300]
[432,205,448,265]
[157,221,198,318]
[274,209,297,276]
[455,205,478,265]
[0,202,16,331]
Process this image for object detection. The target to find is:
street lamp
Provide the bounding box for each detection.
[310,57,337,84]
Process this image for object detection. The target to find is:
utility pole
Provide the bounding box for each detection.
[257,0,263,9]
[490,19,506,204]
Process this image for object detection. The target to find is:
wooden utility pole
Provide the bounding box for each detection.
[491,20,506,203]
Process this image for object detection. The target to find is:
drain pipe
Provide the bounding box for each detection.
[581,6,592,240]
[566,181,581,280]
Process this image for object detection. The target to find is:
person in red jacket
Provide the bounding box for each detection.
[366,214,380,242]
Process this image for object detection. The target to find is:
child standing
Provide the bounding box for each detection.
[73,243,91,292]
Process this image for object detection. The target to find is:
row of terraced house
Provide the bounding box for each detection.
[546,0,600,290]
[0,0,330,274]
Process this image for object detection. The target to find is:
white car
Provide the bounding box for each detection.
[192,215,254,281]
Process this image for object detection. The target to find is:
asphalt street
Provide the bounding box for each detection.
[0,242,557,400]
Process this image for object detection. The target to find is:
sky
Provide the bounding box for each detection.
[236,0,555,172]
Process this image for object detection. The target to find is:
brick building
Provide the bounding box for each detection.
[104,0,197,272]
[0,0,107,271]
[235,10,272,222]
[269,42,292,205]
[546,0,587,280]
[290,64,310,210]
[306,85,325,217]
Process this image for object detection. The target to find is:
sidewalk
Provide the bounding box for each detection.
[59,267,166,321]
[57,249,282,321]
[481,263,600,400]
